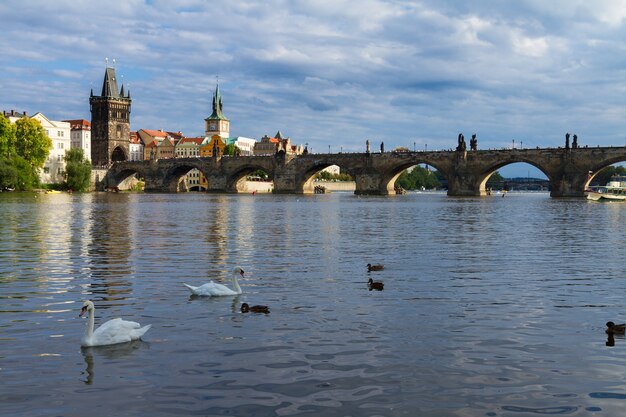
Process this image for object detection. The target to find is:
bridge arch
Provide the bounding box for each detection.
[225,164,276,193]
[296,161,356,194]
[586,158,626,188]
[161,163,206,192]
[478,160,550,194]
[380,159,448,194]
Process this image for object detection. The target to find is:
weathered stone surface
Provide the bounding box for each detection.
[100,147,626,197]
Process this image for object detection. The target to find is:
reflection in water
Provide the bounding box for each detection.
[85,193,133,302]
[2,193,626,416]
[81,340,150,385]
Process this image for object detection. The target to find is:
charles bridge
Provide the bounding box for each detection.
[99,146,626,197]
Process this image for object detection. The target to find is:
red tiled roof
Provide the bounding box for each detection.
[63,119,91,130]
[179,137,204,145]
[140,129,168,137]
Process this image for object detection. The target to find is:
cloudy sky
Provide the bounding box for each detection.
[2,0,626,175]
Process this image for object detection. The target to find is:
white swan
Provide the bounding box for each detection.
[79,300,151,347]
[183,266,244,296]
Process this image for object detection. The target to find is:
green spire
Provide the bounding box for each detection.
[207,83,228,121]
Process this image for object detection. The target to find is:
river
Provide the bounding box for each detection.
[1,191,625,416]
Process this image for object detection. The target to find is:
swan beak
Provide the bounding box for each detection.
[79,306,87,317]
[240,269,245,277]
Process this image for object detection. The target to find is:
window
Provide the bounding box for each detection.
[58,155,62,162]
[57,168,63,175]
[58,131,64,137]
[43,167,50,174]
[58,142,64,149]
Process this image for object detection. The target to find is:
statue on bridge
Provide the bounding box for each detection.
[572,134,578,149]
[380,141,384,153]
[366,139,370,155]
[456,133,466,152]
[565,133,570,150]
[470,134,477,151]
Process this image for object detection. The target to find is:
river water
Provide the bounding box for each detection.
[1,191,625,416]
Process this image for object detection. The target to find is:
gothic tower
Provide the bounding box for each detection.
[90,66,131,166]
[204,83,230,139]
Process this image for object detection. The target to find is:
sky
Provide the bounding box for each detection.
[2,0,626,177]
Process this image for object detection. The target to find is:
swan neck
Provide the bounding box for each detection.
[85,308,95,340]
[232,272,242,294]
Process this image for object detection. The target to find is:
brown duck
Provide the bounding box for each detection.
[367,263,384,272]
[606,321,625,334]
[241,303,270,314]
[368,278,384,291]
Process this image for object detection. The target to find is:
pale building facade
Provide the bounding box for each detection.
[230,136,256,156]
[64,119,91,161]
[31,113,71,184]
[129,132,143,161]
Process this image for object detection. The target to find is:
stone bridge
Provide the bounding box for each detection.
[100,146,626,197]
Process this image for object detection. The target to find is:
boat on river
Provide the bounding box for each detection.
[585,175,626,201]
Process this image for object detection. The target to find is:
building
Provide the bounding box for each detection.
[31,113,71,183]
[201,134,226,157]
[157,136,175,159]
[129,132,143,161]
[3,110,72,183]
[63,119,91,161]
[254,131,303,156]
[204,83,229,139]
[137,129,169,160]
[90,66,132,166]
[230,136,256,156]
[176,137,205,191]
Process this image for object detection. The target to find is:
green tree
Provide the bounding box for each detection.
[223,143,241,156]
[14,117,51,169]
[395,166,441,190]
[0,155,39,190]
[591,165,626,186]
[0,115,16,157]
[486,171,505,190]
[64,148,92,192]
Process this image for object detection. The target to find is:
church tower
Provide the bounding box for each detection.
[90,66,131,166]
[204,83,229,139]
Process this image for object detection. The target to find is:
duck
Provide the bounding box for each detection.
[367,263,384,272]
[606,321,626,334]
[241,303,270,314]
[183,267,244,296]
[368,278,384,291]
[78,300,151,347]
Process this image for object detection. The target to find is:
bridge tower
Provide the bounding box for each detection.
[204,83,229,140]
[90,65,131,166]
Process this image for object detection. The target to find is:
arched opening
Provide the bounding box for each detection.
[163,165,205,193]
[111,147,127,163]
[587,163,626,187]
[585,162,626,200]
[225,167,275,194]
[394,164,444,193]
[300,164,355,194]
[111,168,143,191]
[481,162,549,195]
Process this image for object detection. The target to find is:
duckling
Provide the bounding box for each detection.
[241,303,270,314]
[367,263,384,272]
[368,278,384,291]
[606,321,625,334]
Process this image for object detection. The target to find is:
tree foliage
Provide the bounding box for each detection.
[0,115,15,157]
[0,116,50,190]
[223,143,241,156]
[14,117,52,168]
[486,171,505,190]
[64,148,92,192]
[395,166,440,190]
[590,165,626,186]
[0,156,40,190]
[315,170,353,181]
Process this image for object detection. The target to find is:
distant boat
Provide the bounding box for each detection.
[585,175,626,202]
